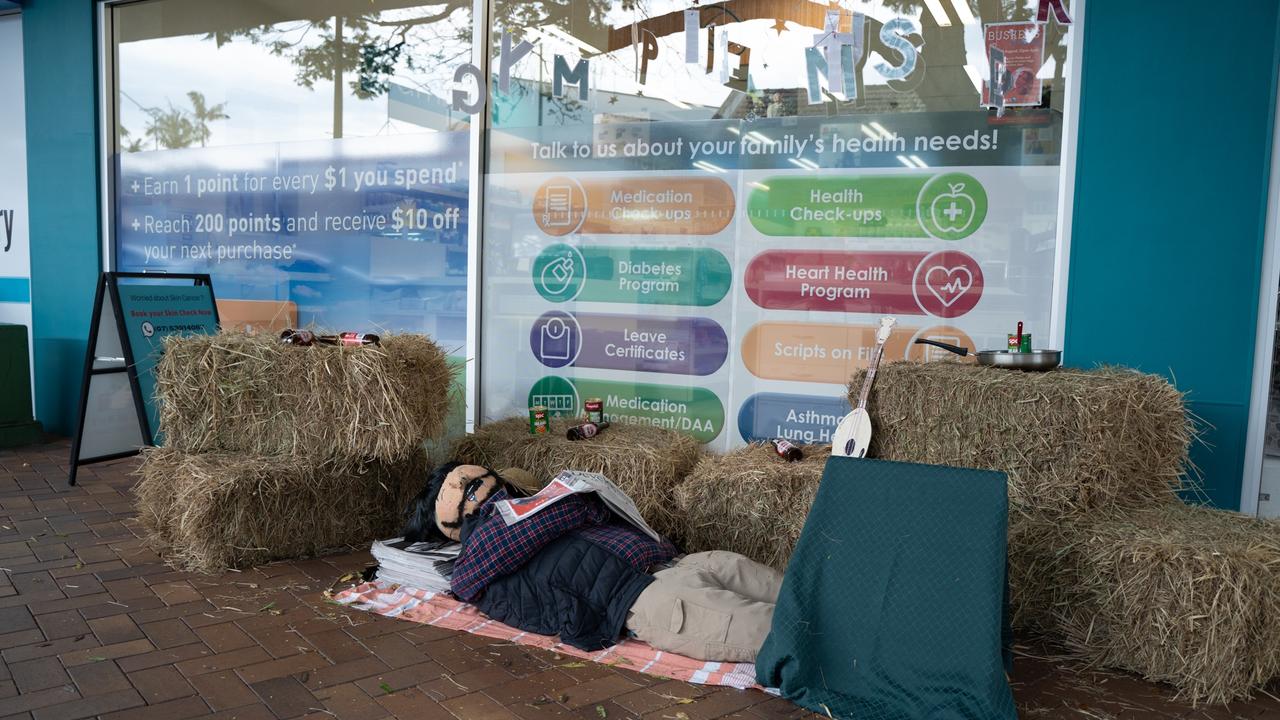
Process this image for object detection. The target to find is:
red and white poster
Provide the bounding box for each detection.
[981,22,1044,108]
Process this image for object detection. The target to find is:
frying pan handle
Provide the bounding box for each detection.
[912,338,969,357]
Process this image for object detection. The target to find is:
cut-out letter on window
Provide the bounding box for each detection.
[1036,0,1072,25]
[553,56,590,100]
[875,17,919,80]
[452,63,484,114]
[685,9,700,64]
[499,31,535,93]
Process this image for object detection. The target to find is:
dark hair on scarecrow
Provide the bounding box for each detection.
[402,462,530,544]
[402,461,460,543]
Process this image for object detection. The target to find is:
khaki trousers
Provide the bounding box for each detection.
[626,551,783,663]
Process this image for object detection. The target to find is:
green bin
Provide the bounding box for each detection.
[0,323,43,447]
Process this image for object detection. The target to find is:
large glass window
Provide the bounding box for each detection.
[109,0,476,403]
[107,0,1078,449]
[478,0,1077,448]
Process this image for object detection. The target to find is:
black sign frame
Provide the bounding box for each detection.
[68,271,218,485]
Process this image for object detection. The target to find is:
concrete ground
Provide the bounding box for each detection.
[1,439,1278,720]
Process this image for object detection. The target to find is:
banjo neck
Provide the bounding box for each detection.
[856,342,885,411]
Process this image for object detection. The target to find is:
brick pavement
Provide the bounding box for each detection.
[1,439,1278,720]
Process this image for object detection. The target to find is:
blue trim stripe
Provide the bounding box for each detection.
[0,277,31,303]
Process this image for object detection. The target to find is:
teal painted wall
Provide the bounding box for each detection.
[1064,2,1280,510]
[22,0,102,436]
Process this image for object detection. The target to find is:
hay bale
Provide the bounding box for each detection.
[1010,504,1280,703]
[849,362,1194,519]
[156,332,454,461]
[674,443,829,570]
[135,447,429,573]
[450,417,704,541]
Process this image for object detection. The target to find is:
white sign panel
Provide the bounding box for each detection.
[0,14,32,337]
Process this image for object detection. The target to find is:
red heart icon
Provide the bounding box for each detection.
[912,251,984,318]
[925,265,973,307]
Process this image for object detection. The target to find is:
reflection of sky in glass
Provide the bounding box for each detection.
[512,0,1069,111]
[117,7,473,149]
[119,35,407,147]
[117,0,1071,148]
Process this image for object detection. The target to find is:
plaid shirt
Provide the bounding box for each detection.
[451,489,676,602]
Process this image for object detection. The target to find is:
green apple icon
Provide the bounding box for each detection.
[931,183,976,232]
[917,173,987,240]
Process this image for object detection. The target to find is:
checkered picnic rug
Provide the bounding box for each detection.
[334,581,761,690]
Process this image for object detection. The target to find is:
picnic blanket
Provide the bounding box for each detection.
[334,581,761,689]
[755,457,1016,720]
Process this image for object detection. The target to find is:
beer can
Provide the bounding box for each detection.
[528,406,548,434]
[1007,334,1031,353]
[584,398,603,424]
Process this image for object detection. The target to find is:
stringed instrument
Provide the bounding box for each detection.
[832,317,897,458]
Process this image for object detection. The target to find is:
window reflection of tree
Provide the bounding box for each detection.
[158,0,1069,137]
[202,0,627,137]
[119,90,229,151]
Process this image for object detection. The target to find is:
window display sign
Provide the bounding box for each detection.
[115,132,470,352]
[69,273,218,485]
[982,22,1045,109]
[114,281,219,441]
[477,0,1075,451]
[481,111,1065,450]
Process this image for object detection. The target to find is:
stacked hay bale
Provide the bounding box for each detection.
[853,362,1193,516]
[136,332,453,573]
[449,417,704,542]
[845,361,1280,703]
[674,443,830,570]
[135,450,430,572]
[1010,504,1280,702]
[155,333,452,458]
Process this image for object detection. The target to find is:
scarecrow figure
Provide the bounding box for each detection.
[403,462,783,662]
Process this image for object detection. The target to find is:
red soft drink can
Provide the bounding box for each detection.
[529,406,548,434]
[584,398,603,424]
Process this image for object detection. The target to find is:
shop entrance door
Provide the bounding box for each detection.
[1245,88,1280,519]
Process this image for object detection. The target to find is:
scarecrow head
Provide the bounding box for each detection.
[403,462,533,542]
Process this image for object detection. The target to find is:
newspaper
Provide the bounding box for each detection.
[371,538,461,593]
[493,470,662,542]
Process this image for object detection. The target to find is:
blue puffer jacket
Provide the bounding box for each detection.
[461,522,654,651]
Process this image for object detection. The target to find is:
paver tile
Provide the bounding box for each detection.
[188,670,260,711]
[251,676,320,719]
[10,656,71,693]
[66,660,132,696]
[128,665,196,703]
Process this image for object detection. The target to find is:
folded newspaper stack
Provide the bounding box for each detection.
[371,538,461,594]
[494,470,661,540]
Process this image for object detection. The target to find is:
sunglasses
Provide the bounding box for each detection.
[462,470,497,502]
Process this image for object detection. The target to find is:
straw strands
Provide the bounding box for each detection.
[156,332,454,460]
[135,447,430,573]
[1010,504,1280,703]
[848,362,1196,519]
[675,443,830,570]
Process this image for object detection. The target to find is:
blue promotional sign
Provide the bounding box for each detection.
[529,310,727,376]
[737,392,852,444]
[114,282,219,441]
[114,131,469,352]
